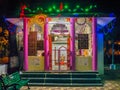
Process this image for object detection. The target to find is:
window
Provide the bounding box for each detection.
[78,34,88,49]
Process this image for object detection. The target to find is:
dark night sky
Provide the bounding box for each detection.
[0,0,120,17]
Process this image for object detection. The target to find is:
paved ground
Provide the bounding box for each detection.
[21,80,120,90]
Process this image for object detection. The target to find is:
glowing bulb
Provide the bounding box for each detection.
[48,8,52,12]
[37,7,40,10]
[53,5,56,9]
[56,9,60,12]
[85,8,89,12]
[90,5,93,9]
[76,5,80,8]
[64,5,68,9]
[68,9,71,12]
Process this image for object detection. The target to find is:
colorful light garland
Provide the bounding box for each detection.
[24,3,97,16]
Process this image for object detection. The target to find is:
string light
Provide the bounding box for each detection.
[24,4,97,16]
[53,5,56,9]
[76,5,80,8]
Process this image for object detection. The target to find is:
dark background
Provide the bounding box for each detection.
[0,0,120,17]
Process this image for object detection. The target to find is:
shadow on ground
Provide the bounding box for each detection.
[104,69,120,80]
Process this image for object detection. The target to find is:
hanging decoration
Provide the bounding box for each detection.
[76,18,86,25]
[76,18,87,33]
[60,2,63,11]
[20,4,27,18]
[24,3,97,16]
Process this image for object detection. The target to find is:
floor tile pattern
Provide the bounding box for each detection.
[21,80,120,90]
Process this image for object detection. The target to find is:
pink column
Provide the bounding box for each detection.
[45,18,49,70]
[70,18,75,71]
[92,17,97,71]
[23,18,28,71]
[44,21,46,70]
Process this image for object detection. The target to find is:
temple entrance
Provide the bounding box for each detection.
[46,18,73,71]
[50,35,70,71]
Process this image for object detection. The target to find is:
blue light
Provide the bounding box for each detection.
[109,13,115,17]
[73,13,79,16]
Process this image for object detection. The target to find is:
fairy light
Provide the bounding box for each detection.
[24,3,97,16]
[76,5,80,8]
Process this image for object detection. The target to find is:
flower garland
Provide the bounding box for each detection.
[76,18,86,33]
[76,18,86,25]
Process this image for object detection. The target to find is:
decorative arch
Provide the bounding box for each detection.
[28,14,47,32]
[50,24,69,35]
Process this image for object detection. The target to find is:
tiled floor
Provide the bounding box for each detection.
[21,80,120,90]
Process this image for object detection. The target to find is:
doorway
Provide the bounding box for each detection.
[45,17,74,71]
[49,34,70,71]
[47,23,72,71]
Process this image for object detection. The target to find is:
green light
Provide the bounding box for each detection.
[76,5,80,8]
[50,13,56,15]
[56,9,60,12]
[68,9,71,12]
[45,10,47,13]
[73,9,77,12]
[81,8,84,11]
[24,8,28,10]
[53,5,56,9]
[32,10,36,13]
[48,8,52,12]
[28,9,31,12]
[61,9,64,12]
[40,8,43,11]
[64,4,68,9]
[94,5,97,8]
[85,8,89,12]
[37,7,40,10]
[90,5,93,9]
[24,4,97,14]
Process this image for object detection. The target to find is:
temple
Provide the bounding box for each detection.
[5,15,115,74]
[0,12,115,86]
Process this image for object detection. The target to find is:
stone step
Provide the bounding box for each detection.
[20,71,103,86]
[28,82,103,86]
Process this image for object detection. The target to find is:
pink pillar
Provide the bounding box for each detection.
[70,18,75,71]
[23,18,28,71]
[92,17,97,71]
[45,18,49,70]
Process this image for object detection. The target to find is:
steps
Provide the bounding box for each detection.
[20,71,103,86]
